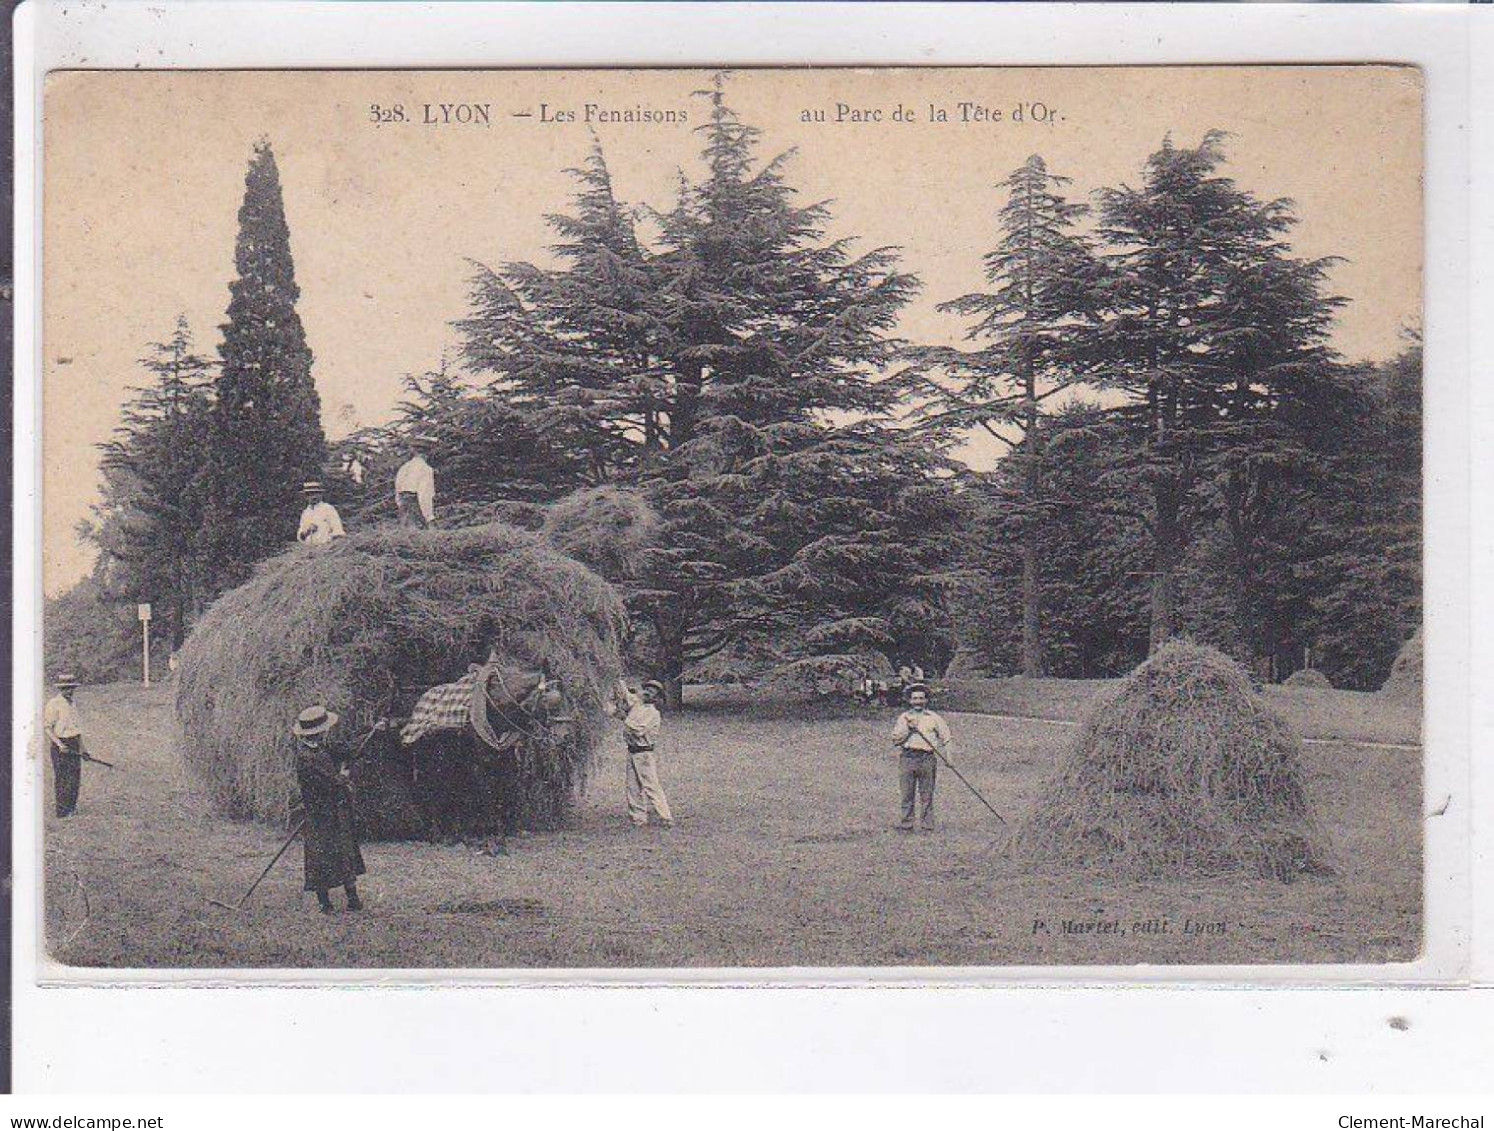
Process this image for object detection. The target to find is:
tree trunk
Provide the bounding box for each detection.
[671,366,705,450]
[653,605,687,712]
[1020,534,1043,677]
[1020,356,1044,677]
[1149,479,1181,652]
[1221,466,1271,673]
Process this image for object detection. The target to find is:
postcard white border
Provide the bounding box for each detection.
[13,0,1490,1091]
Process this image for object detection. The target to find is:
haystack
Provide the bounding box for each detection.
[1283,667,1332,690]
[541,486,659,580]
[175,523,626,837]
[1380,628,1422,704]
[1015,640,1327,880]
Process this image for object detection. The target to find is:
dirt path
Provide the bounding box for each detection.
[40,683,1422,970]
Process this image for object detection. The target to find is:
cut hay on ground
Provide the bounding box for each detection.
[1014,640,1328,881]
[541,486,659,580]
[176,523,626,837]
[1284,667,1332,690]
[1380,628,1422,704]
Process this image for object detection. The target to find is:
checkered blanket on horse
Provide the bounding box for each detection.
[400,663,548,751]
[400,671,481,746]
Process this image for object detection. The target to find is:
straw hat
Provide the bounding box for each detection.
[292,704,339,737]
[55,672,79,690]
[301,480,325,496]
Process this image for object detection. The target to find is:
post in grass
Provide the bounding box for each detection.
[138,602,152,687]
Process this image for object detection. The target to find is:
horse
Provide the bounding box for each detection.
[390,663,567,847]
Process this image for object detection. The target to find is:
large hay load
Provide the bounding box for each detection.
[1283,667,1332,690]
[1380,628,1423,705]
[175,523,626,838]
[1016,640,1327,880]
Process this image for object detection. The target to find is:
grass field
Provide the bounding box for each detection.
[41,679,1422,969]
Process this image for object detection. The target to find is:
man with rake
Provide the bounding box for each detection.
[890,683,953,833]
[43,673,85,817]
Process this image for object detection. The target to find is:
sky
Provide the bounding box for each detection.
[42,66,1422,595]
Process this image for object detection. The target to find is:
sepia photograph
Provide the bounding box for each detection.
[37,65,1424,972]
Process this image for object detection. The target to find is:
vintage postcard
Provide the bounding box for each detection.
[38,65,1424,972]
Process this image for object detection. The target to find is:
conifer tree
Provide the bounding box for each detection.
[91,315,215,648]
[458,81,933,704]
[956,402,1151,677]
[1089,132,1342,651]
[913,155,1102,675]
[338,362,588,531]
[1303,343,1422,687]
[200,139,325,594]
[458,143,662,483]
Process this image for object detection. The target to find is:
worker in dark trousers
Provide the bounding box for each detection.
[890,683,953,833]
[43,673,84,817]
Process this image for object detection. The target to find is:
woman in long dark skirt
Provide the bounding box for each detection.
[292,705,366,914]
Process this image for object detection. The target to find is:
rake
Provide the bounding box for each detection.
[205,818,305,912]
[206,721,384,912]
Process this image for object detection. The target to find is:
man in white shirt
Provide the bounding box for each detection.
[394,437,436,528]
[890,683,953,832]
[43,673,84,817]
[614,678,673,828]
[296,481,345,546]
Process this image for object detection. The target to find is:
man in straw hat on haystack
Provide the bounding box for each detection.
[43,673,85,817]
[292,704,366,913]
[296,480,345,546]
[613,678,673,829]
[394,434,437,529]
[890,683,953,833]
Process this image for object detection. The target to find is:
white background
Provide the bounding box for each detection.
[12,0,1493,1093]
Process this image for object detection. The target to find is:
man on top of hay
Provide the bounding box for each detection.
[296,481,345,546]
[394,435,437,529]
[43,672,85,818]
[292,704,366,914]
[614,678,673,829]
[890,683,953,833]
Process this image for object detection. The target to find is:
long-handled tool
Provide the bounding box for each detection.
[907,718,1009,827]
[206,721,385,912]
[931,747,1008,827]
[52,742,117,769]
[206,817,305,912]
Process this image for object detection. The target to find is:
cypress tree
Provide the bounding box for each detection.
[201,139,325,594]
